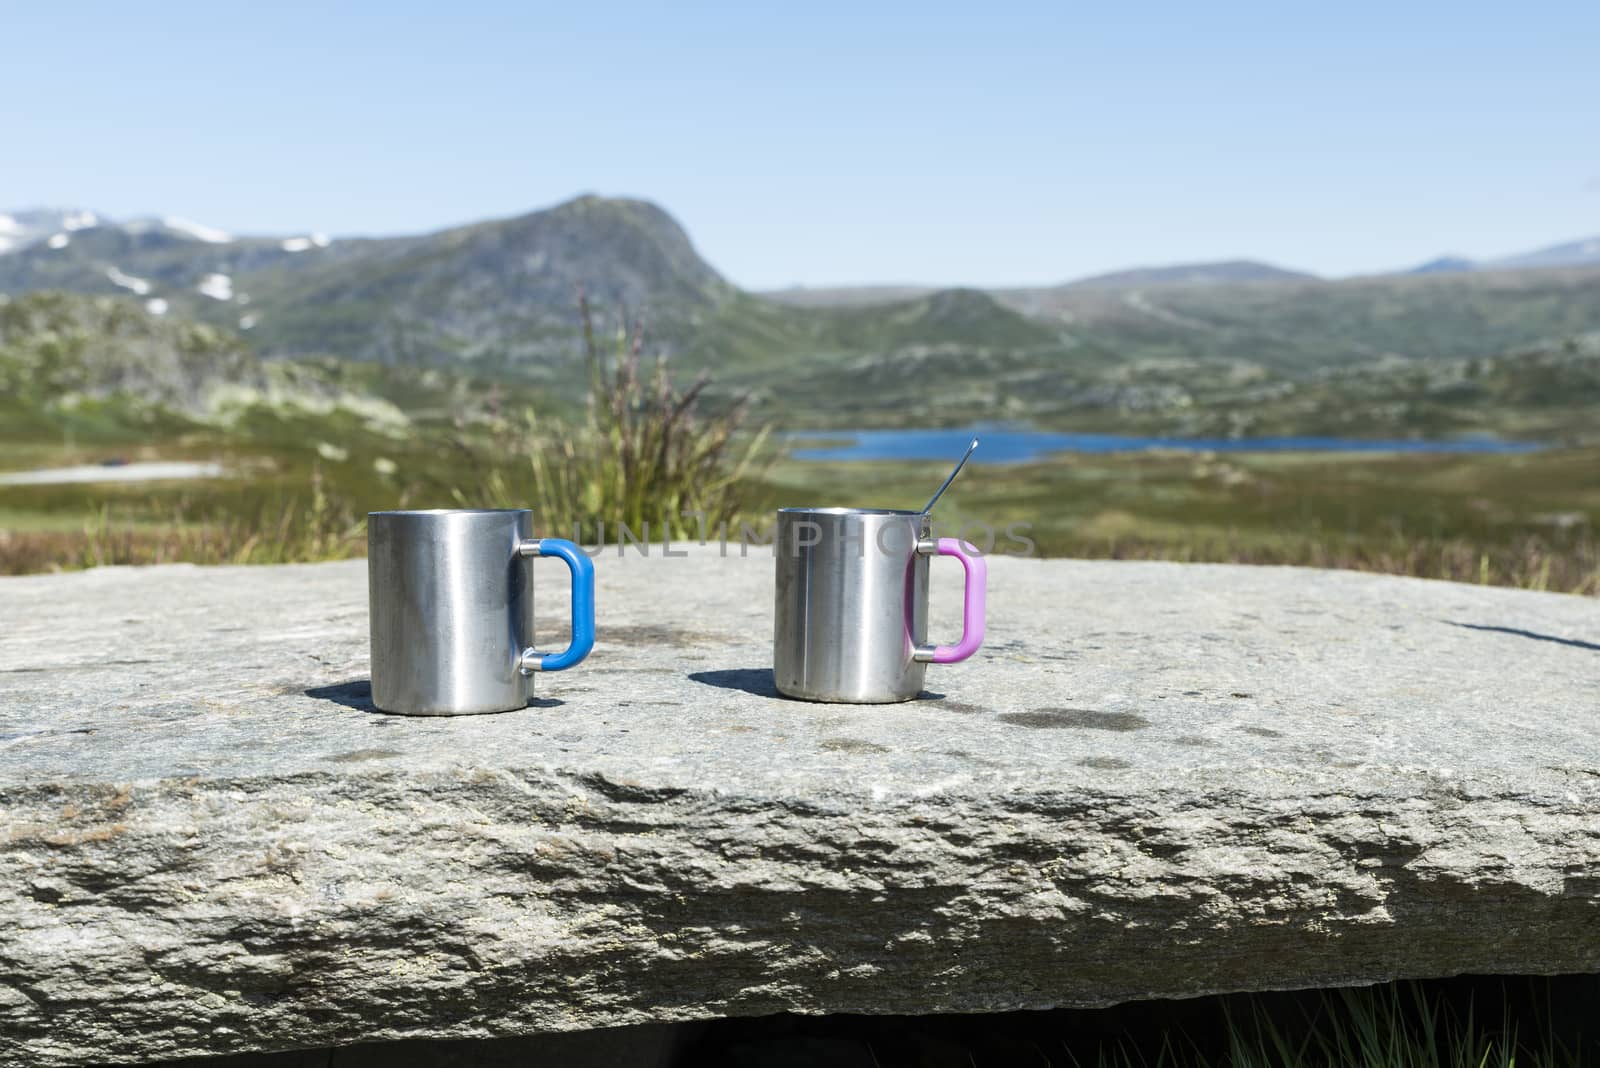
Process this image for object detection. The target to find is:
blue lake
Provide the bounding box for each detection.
[787,427,1543,464]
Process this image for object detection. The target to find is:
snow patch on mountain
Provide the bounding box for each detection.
[281,233,331,252]
[0,209,106,255]
[106,266,152,295]
[197,273,234,300]
[164,216,233,244]
[145,298,169,316]
[46,234,69,249]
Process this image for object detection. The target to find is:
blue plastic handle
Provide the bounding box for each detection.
[529,538,595,672]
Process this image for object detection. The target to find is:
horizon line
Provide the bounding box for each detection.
[3,194,1596,292]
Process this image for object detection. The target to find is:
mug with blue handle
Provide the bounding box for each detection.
[367,508,595,715]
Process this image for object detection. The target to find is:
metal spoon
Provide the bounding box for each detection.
[921,436,979,515]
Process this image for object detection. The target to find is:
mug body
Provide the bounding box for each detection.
[368,509,535,715]
[774,507,930,703]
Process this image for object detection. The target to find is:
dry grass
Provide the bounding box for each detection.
[468,293,770,540]
[0,466,363,574]
[1055,533,1600,596]
[6,506,1594,595]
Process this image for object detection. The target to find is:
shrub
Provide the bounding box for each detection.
[472,293,770,541]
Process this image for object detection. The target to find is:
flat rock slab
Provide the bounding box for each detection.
[1,551,1598,1066]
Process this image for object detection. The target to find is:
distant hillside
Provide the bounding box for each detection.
[1490,236,1600,271]
[1404,237,1600,276]
[991,264,1600,372]
[807,288,1061,351]
[0,196,735,371]
[1162,330,1600,441]
[0,291,251,413]
[0,222,359,317]
[4,198,1600,440]
[0,292,405,438]
[757,260,1315,309]
[0,209,103,255]
[1407,256,1475,275]
[1056,259,1318,290]
[241,195,737,370]
[759,285,938,307]
[4,289,1595,446]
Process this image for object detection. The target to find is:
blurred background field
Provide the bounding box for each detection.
[1,286,1595,594]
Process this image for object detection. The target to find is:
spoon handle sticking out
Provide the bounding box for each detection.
[922,437,980,515]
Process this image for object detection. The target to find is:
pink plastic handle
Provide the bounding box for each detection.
[929,537,986,664]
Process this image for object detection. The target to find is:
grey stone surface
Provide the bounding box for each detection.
[1,550,1597,1066]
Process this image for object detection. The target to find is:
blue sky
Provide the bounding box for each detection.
[4,1,1597,288]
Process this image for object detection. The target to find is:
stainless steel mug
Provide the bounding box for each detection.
[367,509,595,715]
[773,507,986,703]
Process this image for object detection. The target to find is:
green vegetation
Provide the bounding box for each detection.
[6,435,1595,594]
[0,290,434,445]
[0,465,365,572]
[1065,265,1600,370]
[0,294,490,571]
[1012,332,1600,442]
[1214,983,1559,1068]
[0,291,255,441]
[0,290,777,569]
[0,291,1595,594]
[10,196,1600,439]
[760,447,1600,595]
[470,294,770,539]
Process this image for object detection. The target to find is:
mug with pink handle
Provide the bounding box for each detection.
[773,506,988,703]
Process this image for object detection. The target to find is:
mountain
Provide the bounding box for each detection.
[1404,238,1600,275]
[241,195,734,369]
[0,196,734,371]
[803,287,1063,352]
[5,196,1600,437]
[6,280,1599,445]
[736,268,1600,434]
[0,209,102,255]
[760,284,938,308]
[1058,259,1318,290]
[0,209,355,332]
[1488,236,1600,271]
[0,291,405,436]
[1407,256,1475,274]
[0,207,327,258]
[758,261,1315,309]
[995,264,1600,372]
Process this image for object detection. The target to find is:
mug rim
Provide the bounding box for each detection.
[778,506,921,517]
[369,508,530,518]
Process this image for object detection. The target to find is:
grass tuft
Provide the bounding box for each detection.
[0,465,364,574]
[466,292,770,540]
